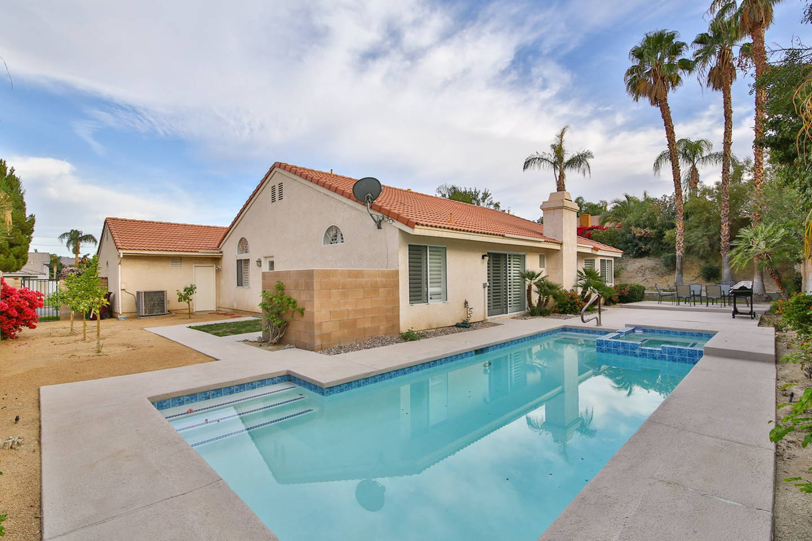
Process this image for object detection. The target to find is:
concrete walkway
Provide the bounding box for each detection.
[39,306,776,541]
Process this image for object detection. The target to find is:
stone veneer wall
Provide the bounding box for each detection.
[262,269,399,351]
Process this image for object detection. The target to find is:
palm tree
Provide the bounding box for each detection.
[534,276,563,311]
[653,138,719,196]
[693,15,742,284]
[601,193,644,225]
[710,0,782,297]
[523,125,594,192]
[625,29,694,285]
[730,222,792,298]
[575,268,613,300]
[58,229,98,267]
[519,270,543,311]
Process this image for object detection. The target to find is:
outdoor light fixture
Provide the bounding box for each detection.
[481,254,489,260]
[256,258,262,267]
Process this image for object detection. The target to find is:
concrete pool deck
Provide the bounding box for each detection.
[40,306,775,541]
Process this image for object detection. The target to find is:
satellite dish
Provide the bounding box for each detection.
[352,177,382,204]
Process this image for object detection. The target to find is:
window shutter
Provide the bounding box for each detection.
[236,260,244,287]
[600,259,613,283]
[408,245,427,304]
[584,258,595,270]
[538,254,546,269]
[242,259,250,287]
[507,254,525,313]
[428,246,447,302]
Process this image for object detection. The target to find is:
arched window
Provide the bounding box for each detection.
[237,237,250,254]
[323,226,344,245]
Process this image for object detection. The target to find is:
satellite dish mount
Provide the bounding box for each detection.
[352,177,392,229]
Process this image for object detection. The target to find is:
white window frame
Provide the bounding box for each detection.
[323,225,345,246]
[236,258,251,288]
[600,258,614,285]
[538,253,547,270]
[408,244,448,305]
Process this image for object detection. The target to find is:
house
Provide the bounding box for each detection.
[3,251,52,283]
[98,162,621,349]
[97,218,226,315]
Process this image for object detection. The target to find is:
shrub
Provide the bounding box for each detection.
[699,263,721,283]
[528,305,552,317]
[590,227,623,250]
[401,328,421,341]
[614,283,646,303]
[0,278,44,339]
[258,281,305,344]
[554,289,587,315]
[661,253,676,271]
[775,293,812,336]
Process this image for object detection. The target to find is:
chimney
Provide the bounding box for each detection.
[540,191,579,289]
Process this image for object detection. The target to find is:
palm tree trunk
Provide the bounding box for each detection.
[720,82,734,283]
[766,264,786,299]
[659,99,685,285]
[74,246,79,268]
[96,313,101,353]
[689,166,699,196]
[557,171,566,192]
[82,313,87,342]
[751,23,768,298]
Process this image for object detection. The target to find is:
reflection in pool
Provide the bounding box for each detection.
[176,331,692,541]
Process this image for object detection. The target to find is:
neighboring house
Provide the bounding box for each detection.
[59,256,76,269]
[3,251,52,282]
[98,162,621,350]
[97,218,226,315]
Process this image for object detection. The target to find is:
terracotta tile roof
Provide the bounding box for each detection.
[577,237,623,254]
[226,162,566,244]
[104,217,227,253]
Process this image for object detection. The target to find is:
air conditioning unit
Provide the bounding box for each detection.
[136,291,168,317]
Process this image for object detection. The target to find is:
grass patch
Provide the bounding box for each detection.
[38,315,60,322]
[190,319,262,337]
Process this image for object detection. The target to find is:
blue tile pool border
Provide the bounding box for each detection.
[152,325,701,411]
[595,327,715,364]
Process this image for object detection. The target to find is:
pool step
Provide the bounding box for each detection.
[171,394,308,432]
[182,403,316,448]
[160,382,300,420]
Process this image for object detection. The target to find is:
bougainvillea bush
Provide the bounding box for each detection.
[0,278,44,339]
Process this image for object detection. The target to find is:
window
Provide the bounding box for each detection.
[267,259,275,271]
[583,258,595,271]
[236,259,250,288]
[538,253,547,269]
[323,226,344,245]
[600,259,614,284]
[408,245,447,304]
[237,237,250,255]
[169,257,182,268]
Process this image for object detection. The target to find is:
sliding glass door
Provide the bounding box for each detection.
[487,253,525,317]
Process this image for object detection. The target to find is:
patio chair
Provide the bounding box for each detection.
[720,283,732,306]
[689,284,703,306]
[655,284,676,304]
[705,284,723,307]
[676,284,692,306]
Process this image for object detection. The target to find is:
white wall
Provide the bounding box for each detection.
[218,169,400,313]
[119,255,220,314]
[97,225,121,313]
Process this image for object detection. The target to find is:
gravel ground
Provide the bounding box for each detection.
[320,321,500,355]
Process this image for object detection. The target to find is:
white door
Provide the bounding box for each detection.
[193,265,216,312]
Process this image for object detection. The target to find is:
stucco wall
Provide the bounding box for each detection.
[97,225,121,313]
[219,169,399,313]
[397,232,557,332]
[118,256,220,314]
[263,269,399,351]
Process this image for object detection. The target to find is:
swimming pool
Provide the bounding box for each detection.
[161,329,694,540]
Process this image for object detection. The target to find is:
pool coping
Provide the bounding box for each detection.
[39,312,776,541]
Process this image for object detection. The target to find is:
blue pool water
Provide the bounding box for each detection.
[166,331,694,540]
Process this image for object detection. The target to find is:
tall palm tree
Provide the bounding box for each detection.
[523,125,594,192]
[625,29,694,285]
[653,138,719,196]
[710,0,783,297]
[693,15,742,284]
[58,229,98,267]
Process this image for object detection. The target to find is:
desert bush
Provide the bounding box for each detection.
[528,305,552,317]
[590,227,623,250]
[614,283,645,303]
[259,281,305,344]
[661,253,677,272]
[400,328,421,341]
[699,263,721,283]
[0,278,43,339]
[774,293,812,336]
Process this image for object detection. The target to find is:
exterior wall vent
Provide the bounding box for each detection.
[136,291,168,317]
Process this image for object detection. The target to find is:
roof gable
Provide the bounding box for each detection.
[104,217,227,253]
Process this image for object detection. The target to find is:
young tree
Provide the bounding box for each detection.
[58,229,98,268]
[625,29,694,284]
[0,160,35,272]
[63,256,106,342]
[258,281,304,344]
[176,284,197,319]
[693,15,743,283]
[523,125,594,192]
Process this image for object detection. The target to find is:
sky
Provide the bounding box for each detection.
[0,0,809,256]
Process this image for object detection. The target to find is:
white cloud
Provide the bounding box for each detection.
[0,0,778,221]
[8,156,218,255]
